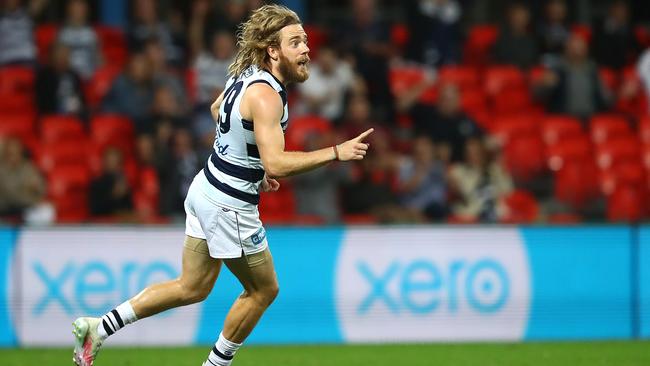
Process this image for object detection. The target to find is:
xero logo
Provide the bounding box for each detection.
[357,258,509,315]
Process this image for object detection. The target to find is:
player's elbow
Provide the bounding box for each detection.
[262,157,288,179]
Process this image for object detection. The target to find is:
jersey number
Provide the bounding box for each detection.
[218,81,244,134]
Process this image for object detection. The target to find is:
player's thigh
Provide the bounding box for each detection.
[223,248,277,295]
[181,235,222,292]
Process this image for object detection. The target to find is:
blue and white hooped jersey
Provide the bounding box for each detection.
[202,65,288,211]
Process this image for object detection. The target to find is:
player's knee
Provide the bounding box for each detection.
[180,281,211,304]
[254,282,279,308]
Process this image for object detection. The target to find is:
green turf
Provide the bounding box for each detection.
[1,341,649,366]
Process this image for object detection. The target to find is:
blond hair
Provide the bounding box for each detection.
[228,4,301,77]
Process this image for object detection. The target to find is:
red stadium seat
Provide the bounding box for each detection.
[259,186,297,224]
[463,25,498,65]
[541,115,584,146]
[595,138,640,170]
[85,65,121,109]
[133,167,160,219]
[284,115,331,151]
[0,66,35,94]
[491,115,537,145]
[303,24,328,59]
[48,165,90,223]
[34,24,58,63]
[546,136,592,171]
[639,117,650,145]
[40,115,85,143]
[599,68,619,92]
[438,66,480,90]
[389,66,422,96]
[390,23,410,50]
[571,24,592,43]
[90,114,135,155]
[492,88,533,115]
[503,133,546,182]
[554,159,600,208]
[37,141,88,174]
[0,113,36,143]
[483,66,526,97]
[607,185,645,222]
[590,114,632,144]
[500,190,539,224]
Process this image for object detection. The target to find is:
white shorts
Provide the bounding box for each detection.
[184,173,268,259]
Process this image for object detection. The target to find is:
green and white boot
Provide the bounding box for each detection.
[72,317,104,366]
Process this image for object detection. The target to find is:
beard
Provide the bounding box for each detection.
[278,52,309,84]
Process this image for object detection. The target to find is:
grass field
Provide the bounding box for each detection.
[1,341,649,366]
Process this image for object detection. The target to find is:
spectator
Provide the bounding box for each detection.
[189,0,248,59]
[144,37,189,112]
[101,53,154,127]
[297,45,357,121]
[193,30,236,106]
[395,136,448,221]
[536,34,611,120]
[35,42,86,118]
[128,0,185,67]
[538,0,571,59]
[0,0,46,66]
[341,128,421,223]
[292,131,352,223]
[592,0,639,70]
[146,84,190,134]
[89,147,133,216]
[409,83,484,163]
[404,0,462,67]
[493,2,539,69]
[449,138,514,222]
[339,94,385,139]
[57,0,101,79]
[336,0,394,120]
[0,137,46,221]
[159,129,202,216]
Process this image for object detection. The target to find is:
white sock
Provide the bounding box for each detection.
[205,332,242,366]
[97,300,138,339]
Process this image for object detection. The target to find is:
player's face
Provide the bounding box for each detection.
[277,24,310,83]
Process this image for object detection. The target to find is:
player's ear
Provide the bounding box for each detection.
[267,45,279,62]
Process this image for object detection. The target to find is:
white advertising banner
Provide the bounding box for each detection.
[335,228,531,342]
[16,228,199,346]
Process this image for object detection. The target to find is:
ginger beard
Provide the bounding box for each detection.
[278,51,310,83]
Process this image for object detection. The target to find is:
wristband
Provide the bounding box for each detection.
[333,145,340,161]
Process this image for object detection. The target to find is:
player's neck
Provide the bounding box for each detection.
[264,65,288,88]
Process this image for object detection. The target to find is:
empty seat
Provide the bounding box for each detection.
[595,138,640,170]
[85,65,121,108]
[34,24,58,63]
[503,133,546,182]
[40,115,85,143]
[48,165,90,223]
[546,136,592,171]
[438,66,480,90]
[500,190,539,224]
[90,114,135,153]
[284,115,331,151]
[541,115,584,146]
[483,66,526,97]
[37,141,88,173]
[492,88,533,115]
[463,25,498,65]
[491,115,537,145]
[554,159,600,208]
[590,114,632,144]
[0,113,36,142]
[607,185,645,222]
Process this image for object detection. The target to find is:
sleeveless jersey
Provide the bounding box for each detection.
[202,66,288,211]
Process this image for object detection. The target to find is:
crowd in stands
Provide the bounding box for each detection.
[1,0,650,225]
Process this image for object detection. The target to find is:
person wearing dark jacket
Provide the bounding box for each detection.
[35,43,86,118]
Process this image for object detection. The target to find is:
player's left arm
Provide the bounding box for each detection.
[210,90,226,123]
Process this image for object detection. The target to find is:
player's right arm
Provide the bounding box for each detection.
[246,84,373,178]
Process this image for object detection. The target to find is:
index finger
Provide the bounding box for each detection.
[355,128,375,142]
